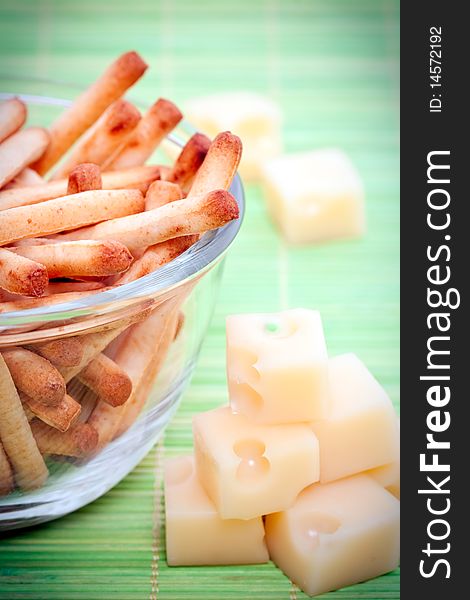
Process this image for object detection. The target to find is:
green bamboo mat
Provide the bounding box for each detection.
[0,0,400,598]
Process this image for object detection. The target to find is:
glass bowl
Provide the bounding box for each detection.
[0,81,245,530]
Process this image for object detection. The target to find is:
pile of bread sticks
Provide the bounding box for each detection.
[0,51,242,496]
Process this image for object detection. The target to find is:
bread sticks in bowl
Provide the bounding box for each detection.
[0,50,242,496]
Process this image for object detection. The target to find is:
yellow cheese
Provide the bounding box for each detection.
[265,474,400,596]
[226,309,329,424]
[193,406,320,519]
[366,416,400,498]
[185,92,282,181]
[261,149,365,244]
[367,460,400,499]
[311,353,399,483]
[165,455,268,565]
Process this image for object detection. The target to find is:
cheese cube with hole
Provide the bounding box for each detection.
[193,406,320,520]
[226,309,329,424]
[265,474,400,597]
[185,92,282,180]
[261,149,365,244]
[311,353,399,483]
[165,455,268,566]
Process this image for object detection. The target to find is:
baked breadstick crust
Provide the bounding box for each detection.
[0,247,48,297]
[0,354,48,490]
[32,51,148,175]
[67,163,102,194]
[53,100,141,179]
[0,189,144,246]
[0,165,161,211]
[0,97,27,144]
[1,347,65,407]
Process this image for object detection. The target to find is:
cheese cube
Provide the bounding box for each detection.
[185,92,282,181]
[261,149,365,244]
[367,460,400,499]
[312,353,399,483]
[235,133,282,181]
[367,417,400,498]
[193,406,320,520]
[226,309,329,424]
[265,475,400,597]
[165,456,268,566]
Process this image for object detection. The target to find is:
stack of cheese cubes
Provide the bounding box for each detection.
[165,308,400,597]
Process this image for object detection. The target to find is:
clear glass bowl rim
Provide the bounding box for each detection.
[0,86,245,327]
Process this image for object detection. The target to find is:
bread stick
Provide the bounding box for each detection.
[1,347,65,407]
[102,330,129,361]
[0,441,13,496]
[105,98,182,170]
[0,247,48,297]
[114,309,179,438]
[88,298,179,446]
[59,189,239,251]
[32,51,148,175]
[0,128,50,188]
[67,163,102,194]
[45,281,106,295]
[53,100,141,179]
[22,392,81,432]
[71,384,98,423]
[0,354,48,490]
[58,318,141,383]
[188,131,242,197]
[101,165,163,192]
[24,407,35,422]
[31,420,98,457]
[77,353,132,407]
[0,288,108,314]
[0,189,144,245]
[106,236,195,354]
[0,288,15,303]
[145,180,182,211]
[12,237,56,247]
[22,309,150,390]
[110,279,196,442]
[12,240,133,278]
[4,167,44,189]
[174,310,185,340]
[33,336,85,367]
[75,390,98,423]
[0,97,27,143]
[0,165,161,211]
[165,132,211,193]
[118,235,197,284]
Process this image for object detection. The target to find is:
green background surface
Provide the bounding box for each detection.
[0,0,400,598]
